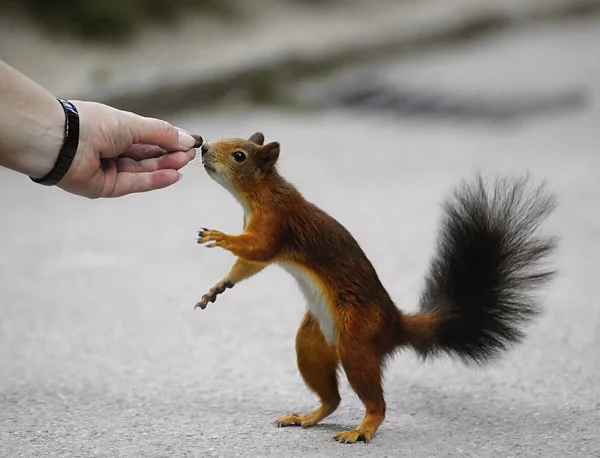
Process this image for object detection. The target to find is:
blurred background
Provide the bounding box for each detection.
[0,0,597,118]
[1,1,600,457]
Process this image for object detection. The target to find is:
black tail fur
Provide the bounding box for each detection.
[414,174,557,365]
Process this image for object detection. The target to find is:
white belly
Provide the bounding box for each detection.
[279,263,338,346]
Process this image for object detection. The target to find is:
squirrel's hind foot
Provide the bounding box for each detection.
[275,403,338,428]
[332,412,383,444]
[333,428,374,444]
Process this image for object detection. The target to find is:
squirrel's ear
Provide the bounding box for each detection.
[258,141,280,172]
[248,132,265,145]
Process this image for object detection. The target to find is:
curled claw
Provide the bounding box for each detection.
[193,279,234,310]
[197,228,210,244]
[197,228,225,246]
[194,292,215,310]
[194,299,208,310]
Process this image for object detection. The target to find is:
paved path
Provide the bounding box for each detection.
[1,16,599,458]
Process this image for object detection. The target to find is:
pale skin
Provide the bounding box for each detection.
[0,59,198,198]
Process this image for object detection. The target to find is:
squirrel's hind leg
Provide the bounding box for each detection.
[333,334,386,443]
[275,312,340,428]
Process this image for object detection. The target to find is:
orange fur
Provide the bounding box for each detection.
[195,132,422,443]
[275,313,340,428]
[193,133,555,444]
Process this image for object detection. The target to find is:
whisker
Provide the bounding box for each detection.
[189,157,204,167]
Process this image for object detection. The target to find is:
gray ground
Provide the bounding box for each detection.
[1,16,599,458]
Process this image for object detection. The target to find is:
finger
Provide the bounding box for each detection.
[105,169,181,198]
[186,146,197,161]
[124,113,196,151]
[122,144,170,161]
[123,144,197,162]
[117,151,190,173]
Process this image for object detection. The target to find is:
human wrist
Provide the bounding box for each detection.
[30,98,81,186]
[25,97,67,179]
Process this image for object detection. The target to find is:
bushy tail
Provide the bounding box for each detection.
[403,174,557,365]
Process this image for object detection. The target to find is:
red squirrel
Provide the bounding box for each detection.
[192,133,557,444]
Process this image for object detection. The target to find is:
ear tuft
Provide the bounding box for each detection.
[258,141,280,171]
[248,132,265,145]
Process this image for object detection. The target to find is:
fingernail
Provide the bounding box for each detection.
[178,131,196,149]
[177,172,183,182]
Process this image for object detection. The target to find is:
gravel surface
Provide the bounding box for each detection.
[1,16,599,458]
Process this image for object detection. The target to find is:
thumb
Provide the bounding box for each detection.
[125,113,196,151]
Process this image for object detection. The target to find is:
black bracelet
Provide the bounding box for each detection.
[30,98,80,186]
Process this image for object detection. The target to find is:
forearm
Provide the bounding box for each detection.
[0,60,65,178]
[198,228,279,262]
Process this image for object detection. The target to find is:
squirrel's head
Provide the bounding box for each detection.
[199,132,280,194]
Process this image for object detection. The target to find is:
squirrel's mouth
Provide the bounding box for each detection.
[203,163,216,174]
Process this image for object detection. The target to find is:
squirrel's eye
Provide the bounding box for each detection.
[232,151,246,163]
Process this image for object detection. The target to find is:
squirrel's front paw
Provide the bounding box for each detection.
[194,279,234,310]
[197,228,227,248]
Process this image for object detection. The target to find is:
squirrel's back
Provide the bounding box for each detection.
[270,176,402,347]
[280,189,391,297]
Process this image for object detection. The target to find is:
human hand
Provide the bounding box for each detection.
[57,101,199,198]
